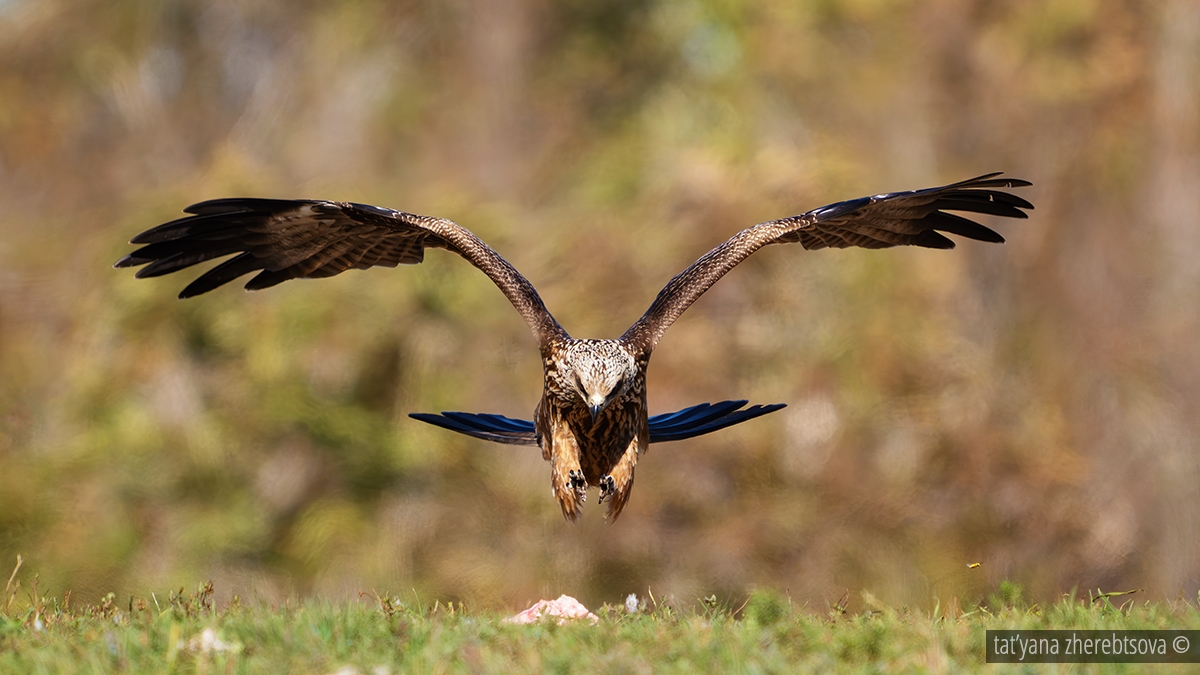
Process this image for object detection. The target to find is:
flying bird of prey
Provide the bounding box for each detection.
[116,173,1032,521]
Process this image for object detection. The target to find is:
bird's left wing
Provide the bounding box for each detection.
[115,199,567,347]
[620,173,1033,353]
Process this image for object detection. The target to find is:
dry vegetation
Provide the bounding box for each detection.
[3,576,1199,674]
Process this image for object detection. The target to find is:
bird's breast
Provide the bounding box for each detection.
[564,399,643,483]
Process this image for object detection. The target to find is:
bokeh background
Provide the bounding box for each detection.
[2,0,1198,612]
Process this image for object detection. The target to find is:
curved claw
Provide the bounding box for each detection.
[597,475,617,503]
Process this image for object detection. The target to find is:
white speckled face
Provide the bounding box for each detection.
[562,340,637,412]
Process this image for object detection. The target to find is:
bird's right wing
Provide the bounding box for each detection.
[409,400,785,446]
[115,199,567,347]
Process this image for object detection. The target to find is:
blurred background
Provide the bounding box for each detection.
[1,0,1198,612]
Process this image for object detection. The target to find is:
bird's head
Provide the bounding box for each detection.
[558,340,639,424]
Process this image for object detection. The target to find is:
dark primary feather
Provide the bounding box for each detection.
[780,173,1032,250]
[115,199,447,297]
[408,400,787,446]
[115,198,566,346]
[621,173,1033,352]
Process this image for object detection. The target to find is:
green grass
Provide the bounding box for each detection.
[3,581,1199,674]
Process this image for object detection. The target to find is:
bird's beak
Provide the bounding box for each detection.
[589,403,603,425]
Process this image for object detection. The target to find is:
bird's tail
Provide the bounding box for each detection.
[408,400,786,446]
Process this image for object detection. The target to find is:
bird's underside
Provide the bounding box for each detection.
[116,173,1033,522]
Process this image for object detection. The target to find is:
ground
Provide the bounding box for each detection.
[3,582,1199,674]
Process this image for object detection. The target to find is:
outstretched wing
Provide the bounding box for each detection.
[408,400,786,446]
[115,199,567,347]
[620,173,1033,353]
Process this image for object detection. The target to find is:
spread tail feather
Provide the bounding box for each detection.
[408,400,786,446]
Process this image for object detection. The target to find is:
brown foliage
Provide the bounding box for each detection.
[1,0,1197,610]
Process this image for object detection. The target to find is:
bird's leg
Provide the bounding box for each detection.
[563,468,588,510]
[601,433,644,522]
[568,469,588,506]
[549,422,587,522]
[597,475,617,503]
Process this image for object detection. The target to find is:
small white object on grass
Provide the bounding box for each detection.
[625,594,640,613]
[183,627,240,654]
[505,594,598,625]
